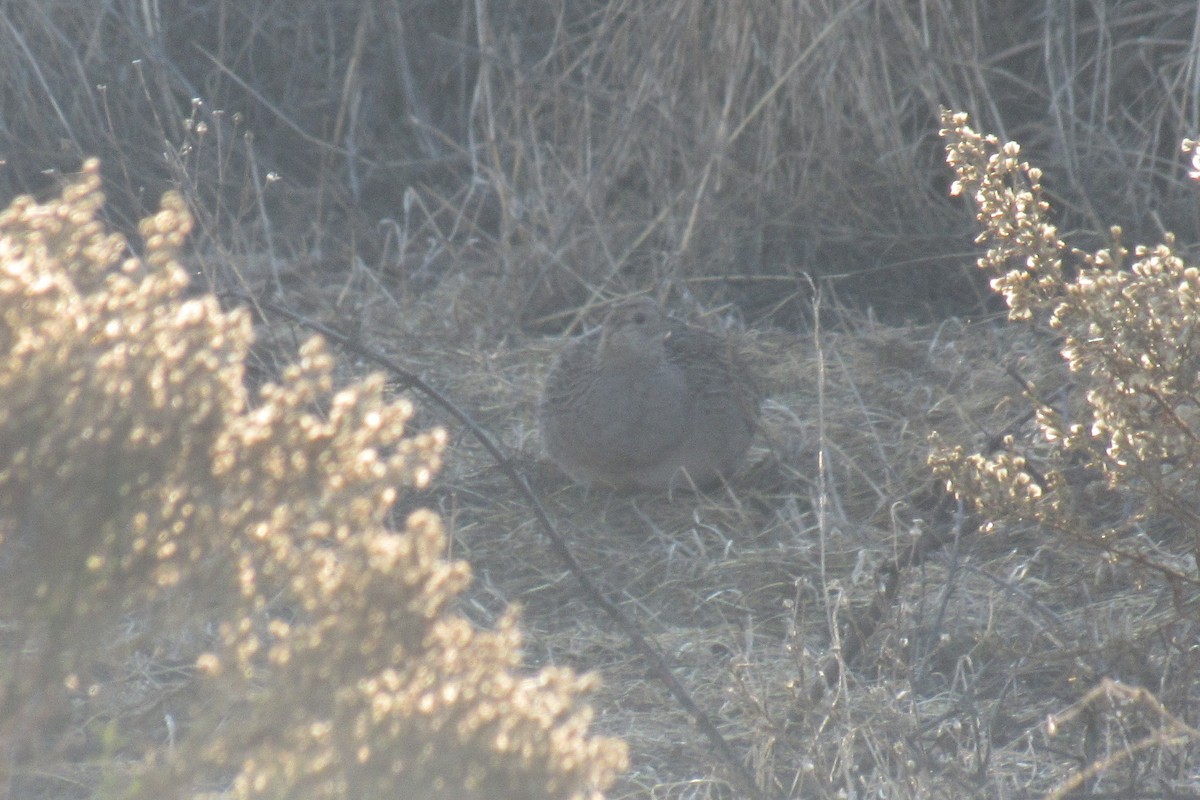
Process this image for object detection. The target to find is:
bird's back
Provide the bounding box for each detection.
[539,301,759,490]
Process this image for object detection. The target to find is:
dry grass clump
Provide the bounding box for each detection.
[0,162,626,799]
[5,2,1200,325]
[350,115,1200,793]
[373,288,1083,796]
[10,3,1200,795]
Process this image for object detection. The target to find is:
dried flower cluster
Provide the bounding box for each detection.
[0,161,626,798]
[0,159,245,727]
[942,110,1067,322]
[932,109,1200,552]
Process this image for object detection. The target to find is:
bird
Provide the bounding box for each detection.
[539,297,760,490]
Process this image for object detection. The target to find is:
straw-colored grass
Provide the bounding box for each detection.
[4,1,1200,797]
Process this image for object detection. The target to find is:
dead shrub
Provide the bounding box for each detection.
[0,160,627,799]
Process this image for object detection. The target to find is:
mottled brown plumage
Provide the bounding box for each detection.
[539,298,759,490]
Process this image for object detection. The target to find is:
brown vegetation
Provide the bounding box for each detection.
[3,2,1200,798]
[0,162,625,798]
[3,2,1199,322]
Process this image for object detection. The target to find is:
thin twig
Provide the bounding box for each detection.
[226,292,771,800]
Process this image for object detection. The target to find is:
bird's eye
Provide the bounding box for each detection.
[632,311,647,324]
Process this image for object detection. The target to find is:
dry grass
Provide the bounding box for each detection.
[340,277,1195,797]
[4,2,1199,321]
[5,1,1200,798]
